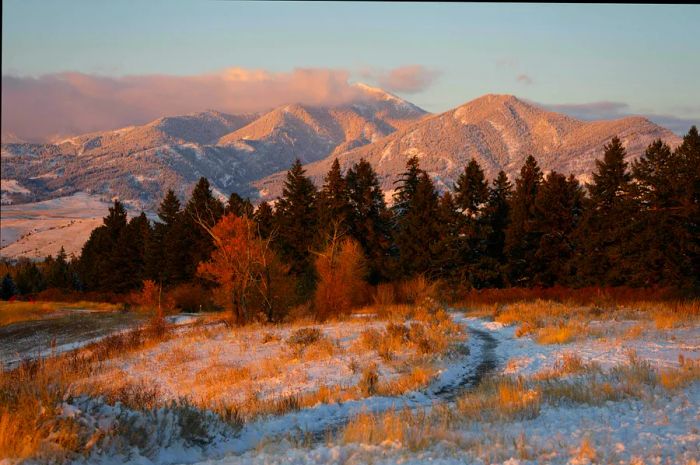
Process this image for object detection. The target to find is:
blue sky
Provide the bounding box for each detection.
[2,1,698,138]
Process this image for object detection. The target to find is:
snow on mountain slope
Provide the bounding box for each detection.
[0,85,427,211]
[254,94,682,200]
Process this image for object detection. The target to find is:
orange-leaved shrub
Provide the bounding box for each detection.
[197,214,294,324]
[314,236,368,320]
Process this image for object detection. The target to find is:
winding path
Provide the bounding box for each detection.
[210,314,501,458]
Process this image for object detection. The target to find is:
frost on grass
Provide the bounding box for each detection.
[200,312,700,465]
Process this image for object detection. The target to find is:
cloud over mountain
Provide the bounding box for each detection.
[359,65,440,94]
[1,66,433,142]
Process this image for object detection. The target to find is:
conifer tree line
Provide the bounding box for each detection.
[2,127,698,313]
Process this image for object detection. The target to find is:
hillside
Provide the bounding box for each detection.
[254,94,681,199]
[0,85,426,209]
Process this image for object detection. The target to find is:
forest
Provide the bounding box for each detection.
[2,127,699,323]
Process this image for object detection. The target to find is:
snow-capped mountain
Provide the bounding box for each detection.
[254,94,682,199]
[0,84,427,208]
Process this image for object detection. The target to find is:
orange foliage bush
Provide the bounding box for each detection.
[197,214,293,324]
[139,280,160,312]
[314,237,368,320]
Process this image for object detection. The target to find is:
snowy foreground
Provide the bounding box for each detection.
[21,313,700,465]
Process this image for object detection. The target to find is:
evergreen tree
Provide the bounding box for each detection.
[254,201,275,240]
[572,137,638,285]
[483,171,513,267]
[147,190,190,285]
[184,178,225,279]
[432,191,464,282]
[452,158,494,287]
[1,274,17,300]
[316,159,353,242]
[531,172,584,286]
[631,130,700,288]
[504,156,543,286]
[274,160,318,295]
[675,126,700,289]
[346,159,393,283]
[15,260,46,295]
[119,212,151,290]
[392,156,422,220]
[225,192,254,218]
[45,247,71,289]
[158,190,182,225]
[454,158,489,217]
[78,200,129,290]
[393,164,442,277]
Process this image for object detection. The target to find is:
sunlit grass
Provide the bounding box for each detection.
[0,300,120,326]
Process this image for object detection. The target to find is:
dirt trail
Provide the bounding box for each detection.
[0,311,148,369]
[431,325,499,400]
[230,315,501,452]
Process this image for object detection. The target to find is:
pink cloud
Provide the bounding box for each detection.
[360,65,440,94]
[1,67,374,142]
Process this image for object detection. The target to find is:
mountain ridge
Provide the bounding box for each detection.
[253,94,682,200]
[1,84,427,208]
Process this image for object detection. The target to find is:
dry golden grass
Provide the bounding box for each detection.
[0,300,121,326]
[341,408,438,450]
[533,353,599,381]
[0,324,173,461]
[659,356,700,391]
[485,298,699,345]
[540,379,621,406]
[378,366,436,396]
[456,377,541,422]
[575,436,597,462]
[535,324,576,345]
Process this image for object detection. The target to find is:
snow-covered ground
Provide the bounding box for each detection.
[188,316,700,465]
[8,311,700,465]
[0,192,111,257]
[86,315,467,410]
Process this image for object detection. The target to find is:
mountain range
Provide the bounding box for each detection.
[2,86,682,209]
[1,83,427,208]
[254,94,682,200]
[0,86,686,258]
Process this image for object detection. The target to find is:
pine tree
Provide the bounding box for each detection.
[346,159,393,283]
[274,160,318,295]
[184,178,225,280]
[316,159,353,243]
[15,260,46,295]
[78,200,129,290]
[104,200,128,238]
[632,130,700,288]
[254,201,275,239]
[46,247,71,289]
[392,156,422,220]
[78,226,110,290]
[393,166,442,277]
[122,213,151,289]
[531,172,584,286]
[483,171,512,267]
[225,192,254,218]
[572,137,638,285]
[451,158,495,288]
[504,156,543,286]
[147,190,190,285]
[1,274,17,300]
[675,126,700,289]
[454,158,489,217]
[432,191,464,282]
